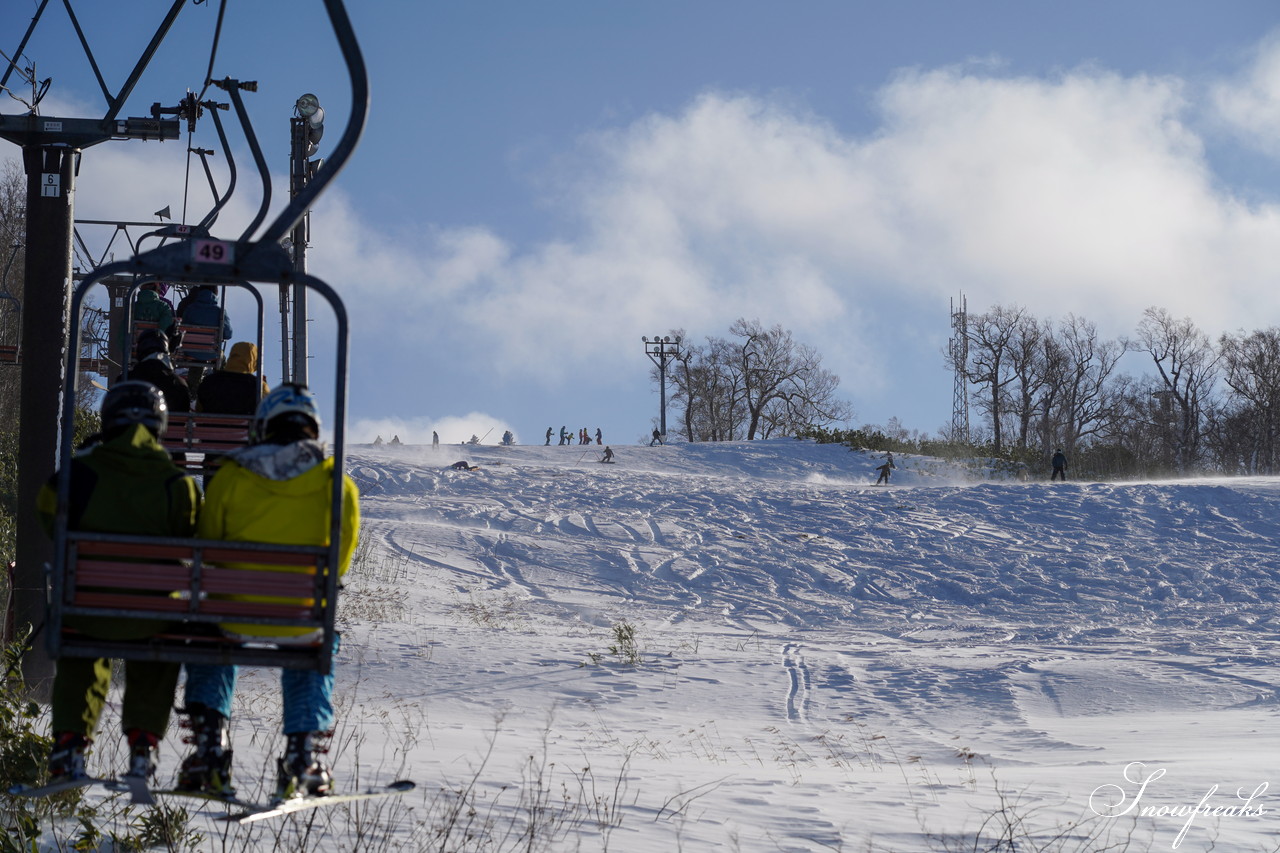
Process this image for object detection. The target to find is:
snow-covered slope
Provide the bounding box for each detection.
[318,439,1280,851]
[56,439,1280,851]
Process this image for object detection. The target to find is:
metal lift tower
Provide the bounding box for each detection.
[950,294,970,443]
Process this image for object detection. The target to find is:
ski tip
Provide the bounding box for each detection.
[387,779,415,792]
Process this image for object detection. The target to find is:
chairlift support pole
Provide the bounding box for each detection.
[289,113,313,386]
[0,0,187,689]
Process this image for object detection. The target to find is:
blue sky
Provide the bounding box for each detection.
[10,1,1280,445]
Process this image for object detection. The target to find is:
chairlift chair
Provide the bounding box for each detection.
[55,268,349,674]
[47,0,366,676]
[122,278,266,475]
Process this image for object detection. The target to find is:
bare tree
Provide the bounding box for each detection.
[1103,374,1175,474]
[728,318,852,440]
[0,159,25,427]
[1005,313,1047,450]
[661,333,748,441]
[663,329,698,443]
[1217,327,1280,473]
[965,304,1030,455]
[1053,314,1127,453]
[664,320,851,442]
[1131,307,1219,472]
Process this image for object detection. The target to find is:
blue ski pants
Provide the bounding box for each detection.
[182,634,339,734]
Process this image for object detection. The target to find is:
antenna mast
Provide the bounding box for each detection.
[950,294,969,442]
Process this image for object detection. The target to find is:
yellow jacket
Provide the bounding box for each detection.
[198,443,359,638]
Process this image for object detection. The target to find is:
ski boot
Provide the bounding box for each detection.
[274,731,333,800]
[176,705,235,794]
[123,729,160,781]
[47,732,90,780]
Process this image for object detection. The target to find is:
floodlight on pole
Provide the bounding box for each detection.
[287,94,326,384]
[295,93,325,157]
[643,334,682,440]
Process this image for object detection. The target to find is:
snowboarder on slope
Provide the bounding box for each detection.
[874,453,896,485]
[1051,449,1067,481]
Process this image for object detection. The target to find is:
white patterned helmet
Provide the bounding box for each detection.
[253,382,321,441]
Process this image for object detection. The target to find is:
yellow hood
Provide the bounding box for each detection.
[224,341,258,374]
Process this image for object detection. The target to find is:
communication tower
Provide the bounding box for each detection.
[950,294,969,442]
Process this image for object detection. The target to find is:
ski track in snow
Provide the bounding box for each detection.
[182,442,1280,851]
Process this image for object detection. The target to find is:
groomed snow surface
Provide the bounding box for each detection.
[53,440,1280,851]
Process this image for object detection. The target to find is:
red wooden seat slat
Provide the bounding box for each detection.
[198,600,315,619]
[71,592,189,613]
[74,564,317,600]
[76,561,191,588]
[201,548,317,566]
[77,541,195,561]
[159,413,253,470]
[77,540,319,567]
[172,322,224,369]
[201,571,318,599]
[71,592,314,620]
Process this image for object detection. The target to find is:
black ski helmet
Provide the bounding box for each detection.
[135,327,170,359]
[101,380,169,438]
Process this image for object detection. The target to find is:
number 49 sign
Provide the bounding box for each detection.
[193,239,234,265]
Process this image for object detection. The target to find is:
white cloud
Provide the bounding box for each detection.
[317,65,1280,378]
[1211,32,1280,155]
[47,37,1280,427]
[863,66,1235,324]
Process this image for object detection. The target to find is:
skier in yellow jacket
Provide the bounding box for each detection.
[177,383,359,799]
